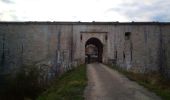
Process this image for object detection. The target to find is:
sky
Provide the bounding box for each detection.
[0,0,170,22]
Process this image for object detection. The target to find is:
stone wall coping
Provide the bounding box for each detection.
[0,21,170,25]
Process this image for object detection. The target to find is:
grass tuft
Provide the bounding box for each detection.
[109,64,170,100]
[36,64,87,100]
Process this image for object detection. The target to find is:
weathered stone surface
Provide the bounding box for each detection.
[0,22,170,78]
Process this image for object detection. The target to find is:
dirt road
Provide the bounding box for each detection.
[84,63,161,100]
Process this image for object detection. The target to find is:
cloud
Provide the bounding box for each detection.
[0,0,170,21]
[107,0,170,21]
[0,10,18,21]
[0,0,18,21]
[1,0,14,3]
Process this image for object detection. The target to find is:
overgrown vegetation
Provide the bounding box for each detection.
[0,64,87,100]
[109,64,170,100]
[36,64,87,100]
[0,65,44,100]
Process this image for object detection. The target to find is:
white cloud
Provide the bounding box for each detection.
[107,0,170,21]
[0,0,170,21]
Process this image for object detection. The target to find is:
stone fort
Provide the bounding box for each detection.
[0,22,170,78]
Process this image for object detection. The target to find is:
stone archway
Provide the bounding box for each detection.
[85,37,103,63]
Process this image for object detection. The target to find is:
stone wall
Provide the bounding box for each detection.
[0,23,73,81]
[72,24,114,63]
[161,25,170,78]
[114,25,160,73]
[0,22,170,79]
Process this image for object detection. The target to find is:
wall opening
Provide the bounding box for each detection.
[85,38,103,63]
[123,51,125,61]
[124,32,132,68]
[125,32,131,40]
[105,34,108,40]
[115,51,117,60]
[80,34,82,40]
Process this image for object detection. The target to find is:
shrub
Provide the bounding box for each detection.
[0,65,44,100]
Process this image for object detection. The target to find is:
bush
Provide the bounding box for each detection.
[0,65,44,100]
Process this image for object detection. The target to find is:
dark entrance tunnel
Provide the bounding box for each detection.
[85,38,103,63]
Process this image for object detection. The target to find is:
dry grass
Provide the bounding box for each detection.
[109,65,170,100]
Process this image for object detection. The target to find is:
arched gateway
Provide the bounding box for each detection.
[1,22,169,79]
[85,38,103,63]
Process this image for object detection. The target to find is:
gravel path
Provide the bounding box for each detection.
[84,63,161,100]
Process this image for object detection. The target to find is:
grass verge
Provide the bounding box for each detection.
[36,64,87,100]
[109,64,170,100]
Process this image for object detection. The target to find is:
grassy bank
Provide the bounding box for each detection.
[36,64,87,100]
[109,65,170,100]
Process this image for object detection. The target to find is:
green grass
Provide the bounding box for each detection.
[109,64,170,100]
[36,64,87,100]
